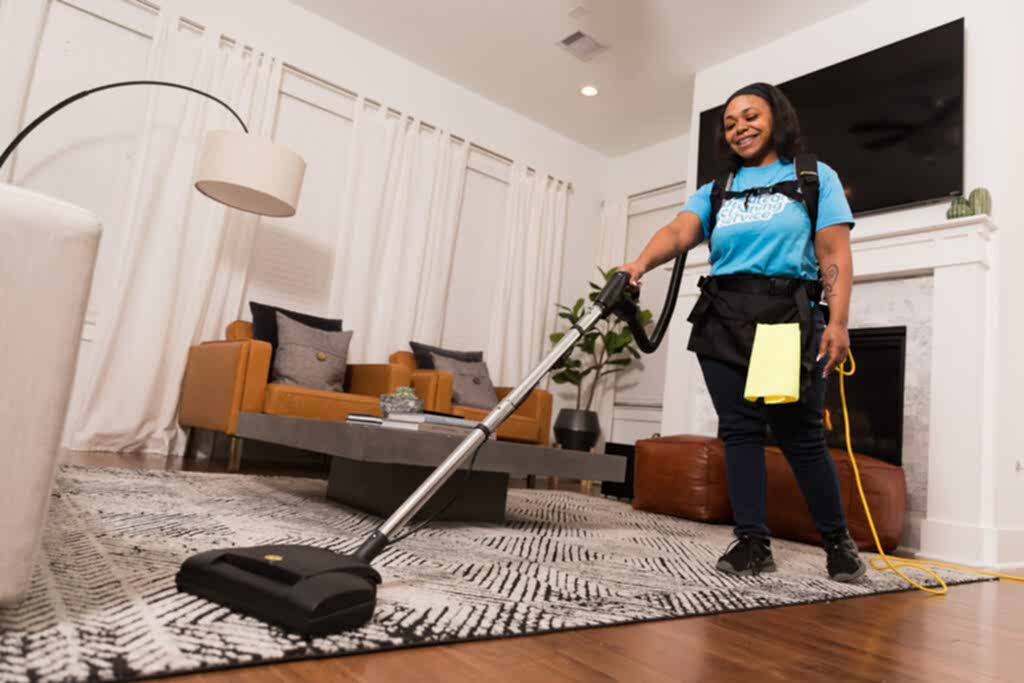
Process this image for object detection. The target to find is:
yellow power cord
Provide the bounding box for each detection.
[837,350,1024,593]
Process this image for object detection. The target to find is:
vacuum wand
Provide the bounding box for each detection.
[176,256,689,636]
[355,300,610,562]
[356,254,688,562]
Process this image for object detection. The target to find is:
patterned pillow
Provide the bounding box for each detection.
[271,312,353,392]
[409,341,483,370]
[429,352,499,410]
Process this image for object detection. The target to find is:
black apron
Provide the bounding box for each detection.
[687,275,825,397]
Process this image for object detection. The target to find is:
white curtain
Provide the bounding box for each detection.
[0,0,49,182]
[591,198,629,442]
[66,15,282,454]
[328,98,470,362]
[485,164,570,387]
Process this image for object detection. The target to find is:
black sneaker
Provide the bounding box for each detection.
[823,529,867,582]
[716,535,776,576]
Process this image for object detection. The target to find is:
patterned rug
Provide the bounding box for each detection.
[0,466,987,682]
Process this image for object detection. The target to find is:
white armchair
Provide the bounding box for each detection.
[0,183,101,605]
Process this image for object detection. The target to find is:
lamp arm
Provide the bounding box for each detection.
[0,80,248,173]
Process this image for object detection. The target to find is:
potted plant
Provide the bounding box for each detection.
[548,267,652,451]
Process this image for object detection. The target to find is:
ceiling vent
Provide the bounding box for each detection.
[558,30,607,61]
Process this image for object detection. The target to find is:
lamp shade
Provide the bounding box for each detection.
[194,130,306,217]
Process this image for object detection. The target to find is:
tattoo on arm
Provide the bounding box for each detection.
[821,264,839,302]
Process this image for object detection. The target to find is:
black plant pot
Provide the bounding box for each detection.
[553,408,601,452]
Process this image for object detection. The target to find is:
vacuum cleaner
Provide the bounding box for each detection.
[175,254,688,636]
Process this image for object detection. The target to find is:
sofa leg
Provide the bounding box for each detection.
[183,428,196,460]
[228,436,244,473]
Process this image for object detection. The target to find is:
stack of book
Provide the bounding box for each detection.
[346,412,495,439]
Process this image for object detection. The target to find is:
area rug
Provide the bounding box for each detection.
[0,466,987,682]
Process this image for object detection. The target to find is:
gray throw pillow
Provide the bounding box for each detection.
[429,352,499,410]
[272,311,353,392]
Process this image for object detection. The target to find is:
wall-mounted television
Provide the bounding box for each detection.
[696,19,964,216]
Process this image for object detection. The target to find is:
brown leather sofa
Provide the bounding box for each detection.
[632,434,906,552]
[388,351,553,446]
[178,321,443,470]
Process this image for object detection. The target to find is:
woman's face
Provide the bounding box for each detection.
[723,95,774,163]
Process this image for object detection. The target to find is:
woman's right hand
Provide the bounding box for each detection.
[616,261,647,289]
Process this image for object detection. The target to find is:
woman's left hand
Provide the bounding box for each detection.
[818,322,850,378]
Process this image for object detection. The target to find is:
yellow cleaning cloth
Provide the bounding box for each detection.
[743,323,801,404]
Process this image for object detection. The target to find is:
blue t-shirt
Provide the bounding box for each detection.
[681,159,854,279]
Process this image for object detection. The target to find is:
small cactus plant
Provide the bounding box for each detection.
[968,187,992,215]
[393,386,417,399]
[946,196,974,219]
[380,386,423,417]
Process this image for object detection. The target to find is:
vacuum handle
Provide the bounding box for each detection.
[595,270,632,311]
[609,252,688,354]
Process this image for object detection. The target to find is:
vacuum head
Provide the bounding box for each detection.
[176,545,381,636]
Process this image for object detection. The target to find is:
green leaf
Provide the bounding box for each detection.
[580,332,598,354]
[560,369,583,384]
[639,309,654,326]
[551,372,571,385]
[626,345,641,359]
[549,332,565,343]
[572,298,584,316]
[607,358,632,366]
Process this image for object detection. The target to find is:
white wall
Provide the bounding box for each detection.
[605,133,688,200]
[993,0,1024,548]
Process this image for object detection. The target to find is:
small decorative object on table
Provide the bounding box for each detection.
[946,195,974,219]
[379,386,423,418]
[968,187,992,216]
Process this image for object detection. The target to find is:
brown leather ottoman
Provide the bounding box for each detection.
[632,435,906,552]
[632,435,731,523]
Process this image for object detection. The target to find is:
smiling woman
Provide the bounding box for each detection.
[616,82,861,583]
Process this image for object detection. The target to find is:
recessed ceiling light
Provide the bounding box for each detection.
[580,85,599,97]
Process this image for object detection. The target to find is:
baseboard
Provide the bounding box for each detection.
[920,518,1024,569]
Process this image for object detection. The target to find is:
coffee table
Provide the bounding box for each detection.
[235,413,626,523]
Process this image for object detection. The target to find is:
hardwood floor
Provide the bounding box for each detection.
[65,451,1024,682]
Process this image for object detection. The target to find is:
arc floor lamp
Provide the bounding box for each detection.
[0,79,307,216]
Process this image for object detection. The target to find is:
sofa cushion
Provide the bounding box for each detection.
[272,312,353,392]
[429,352,498,409]
[250,301,342,378]
[263,383,381,421]
[409,340,482,370]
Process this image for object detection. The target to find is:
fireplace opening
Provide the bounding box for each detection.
[766,326,906,467]
[823,326,906,466]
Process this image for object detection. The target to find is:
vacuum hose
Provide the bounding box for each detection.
[599,253,688,353]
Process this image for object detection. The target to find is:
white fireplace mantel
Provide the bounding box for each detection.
[660,215,1003,567]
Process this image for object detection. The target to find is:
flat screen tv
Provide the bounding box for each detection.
[696,19,964,215]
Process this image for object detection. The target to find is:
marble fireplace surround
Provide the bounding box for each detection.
[660,214,999,566]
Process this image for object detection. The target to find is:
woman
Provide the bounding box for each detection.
[618,83,865,582]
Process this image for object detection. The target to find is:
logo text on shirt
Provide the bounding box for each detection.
[716,193,792,228]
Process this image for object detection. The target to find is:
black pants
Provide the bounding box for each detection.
[697,309,847,540]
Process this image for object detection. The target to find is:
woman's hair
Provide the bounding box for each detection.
[715,82,802,173]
